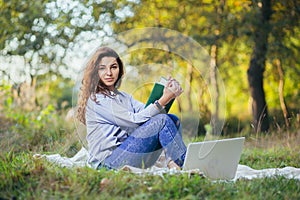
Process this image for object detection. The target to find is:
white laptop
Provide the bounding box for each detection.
[182,137,245,180]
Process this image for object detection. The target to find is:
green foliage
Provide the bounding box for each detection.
[35,73,75,110]
[1,94,75,153]
[106,0,300,124]
[0,0,94,56]
[1,0,300,127]
[2,109,68,153]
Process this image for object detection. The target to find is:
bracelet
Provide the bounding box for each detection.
[154,100,164,110]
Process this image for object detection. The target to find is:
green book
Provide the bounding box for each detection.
[145,77,175,113]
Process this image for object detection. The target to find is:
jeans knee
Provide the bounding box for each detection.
[133,114,169,138]
[153,113,181,132]
[167,114,181,129]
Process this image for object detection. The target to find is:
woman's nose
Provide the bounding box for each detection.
[106,68,112,75]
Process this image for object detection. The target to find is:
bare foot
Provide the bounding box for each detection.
[167,160,181,170]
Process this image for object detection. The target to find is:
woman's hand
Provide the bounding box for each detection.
[158,77,183,107]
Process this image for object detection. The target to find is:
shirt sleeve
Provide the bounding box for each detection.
[129,94,147,113]
[93,92,160,132]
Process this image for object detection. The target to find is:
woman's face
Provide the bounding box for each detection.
[98,56,120,91]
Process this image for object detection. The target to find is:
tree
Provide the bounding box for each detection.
[246,0,300,132]
[246,0,272,132]
[0,0,111,83]
[110,0,246,135]
[2,0,299,132]
[268,0,300,128]
[0,0,115,109]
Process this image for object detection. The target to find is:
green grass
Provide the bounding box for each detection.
[0,150,299,200]
[0,113,300,199]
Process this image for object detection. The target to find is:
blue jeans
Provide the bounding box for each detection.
[102,114,186,169]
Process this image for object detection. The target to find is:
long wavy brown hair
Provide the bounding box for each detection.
[76,47,124,125]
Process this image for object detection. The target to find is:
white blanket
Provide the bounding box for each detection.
[33,147,300,181]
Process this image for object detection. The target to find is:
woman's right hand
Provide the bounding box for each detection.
[158,77,183,107]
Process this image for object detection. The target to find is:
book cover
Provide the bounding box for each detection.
[145,77,175,113]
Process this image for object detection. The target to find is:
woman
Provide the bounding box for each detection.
[77,46,186,170]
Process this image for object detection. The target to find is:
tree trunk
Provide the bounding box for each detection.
[247,0,272,133]
[209,0,225,135]
[275,59,290,127]
[210,44,219,135]
[185,62,193,112]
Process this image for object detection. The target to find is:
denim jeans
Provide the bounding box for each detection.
[102,114,187,169]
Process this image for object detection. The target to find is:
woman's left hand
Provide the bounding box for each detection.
[166,78,183,97]
[158,77,183,107]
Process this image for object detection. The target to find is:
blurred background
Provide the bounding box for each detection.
[0,0,299,154]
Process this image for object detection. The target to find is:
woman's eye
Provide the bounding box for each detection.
[98,67,106,71]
